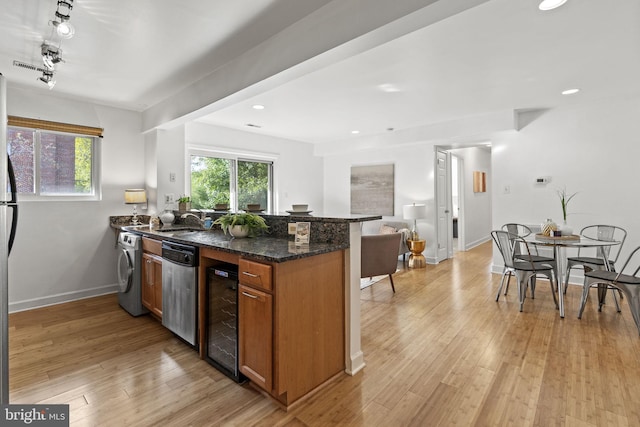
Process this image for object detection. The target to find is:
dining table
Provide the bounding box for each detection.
[526,233,621,318]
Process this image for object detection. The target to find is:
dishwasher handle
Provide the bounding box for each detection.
[162,241,198,267]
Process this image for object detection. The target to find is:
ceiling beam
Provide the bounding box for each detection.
[142,0,489,133]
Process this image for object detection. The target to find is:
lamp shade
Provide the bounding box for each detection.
[403,204,427,220]
[124,189,147,204]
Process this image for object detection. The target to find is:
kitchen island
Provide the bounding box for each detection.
[122,211,379,407]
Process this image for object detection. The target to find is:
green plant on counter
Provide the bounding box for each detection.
[178,195,191,203]
[212,212,269,238]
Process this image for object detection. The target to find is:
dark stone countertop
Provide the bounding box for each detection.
[122,224,349,263]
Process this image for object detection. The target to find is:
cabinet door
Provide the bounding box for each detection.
[238,284,272,392]
[142,253,163,318]
[142,253,155,311]
[151,256,163,317]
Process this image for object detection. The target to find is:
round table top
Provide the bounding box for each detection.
[527,234,621,247]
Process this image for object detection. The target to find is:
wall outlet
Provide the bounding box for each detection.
[165,193,175,204]
[288,223,297,235]
[169,172,176,182]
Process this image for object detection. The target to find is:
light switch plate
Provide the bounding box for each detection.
[288,223,297,235]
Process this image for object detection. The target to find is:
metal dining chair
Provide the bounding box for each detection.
[500,223,557,297]
[579,246,640,334]
[565,225,627,294]
[492,230,558,312]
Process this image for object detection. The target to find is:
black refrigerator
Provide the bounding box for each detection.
[0,73,20,404]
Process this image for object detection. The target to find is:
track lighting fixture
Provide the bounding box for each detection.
[41,43,63,70]
[12,0,76,90]
[38,70,56,90]
[51,0,75,39]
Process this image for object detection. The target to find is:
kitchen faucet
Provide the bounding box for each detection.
[181,212,205,227]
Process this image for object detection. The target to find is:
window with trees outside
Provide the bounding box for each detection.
[7,126,99,199]
[190,153,273,211]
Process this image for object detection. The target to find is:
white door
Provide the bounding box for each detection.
[435,150,450,262]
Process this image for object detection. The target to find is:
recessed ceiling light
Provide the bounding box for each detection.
[252,104,265,110]
[351,130,360,135]
[378,83,401,93]
[539,0,567,11]
[562,88,580,95]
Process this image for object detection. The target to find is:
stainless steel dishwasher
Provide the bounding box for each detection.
[161,241,198,347]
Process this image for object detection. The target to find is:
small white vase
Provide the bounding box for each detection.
[560,221,573,236]
[159,210,175,225]
[229,225,249,238]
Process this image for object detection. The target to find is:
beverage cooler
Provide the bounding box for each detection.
[206,263,246,383]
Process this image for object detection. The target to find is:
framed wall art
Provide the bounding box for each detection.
[473,171,486,193]
[350,164,394,215]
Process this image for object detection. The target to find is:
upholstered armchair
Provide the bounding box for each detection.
[361,233,402,293]
[361,220,411,261]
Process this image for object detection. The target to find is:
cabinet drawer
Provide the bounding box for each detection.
[239,259,272,291]
[142,237,162,256]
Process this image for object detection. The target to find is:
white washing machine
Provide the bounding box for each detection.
[116,232,148,316]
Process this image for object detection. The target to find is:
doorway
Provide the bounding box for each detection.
[451,154,463,254]
[434,144,492,263]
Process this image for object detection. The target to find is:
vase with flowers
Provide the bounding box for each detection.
[557,187,577,236]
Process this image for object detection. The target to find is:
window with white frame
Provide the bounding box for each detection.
[7,117,102,199]
[189,151,273,211]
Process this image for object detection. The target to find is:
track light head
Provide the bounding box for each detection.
[41,43,64,70]
[38,70,56,89]
[51,20,75,39]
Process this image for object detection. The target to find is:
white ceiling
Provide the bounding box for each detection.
[2,0,640,145]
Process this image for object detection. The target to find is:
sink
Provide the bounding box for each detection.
[155,227,201,232]
[170,230,199,235]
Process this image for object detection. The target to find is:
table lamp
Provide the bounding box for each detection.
[403,203,427,240]
[125,189,147,225]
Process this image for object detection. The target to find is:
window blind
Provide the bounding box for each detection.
[8,115,103,137]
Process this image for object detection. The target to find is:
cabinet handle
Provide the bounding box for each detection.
[241,291,258,299]
[242,271,259,278]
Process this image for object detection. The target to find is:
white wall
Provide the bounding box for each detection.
[184,122,324,212]
[323,143,439,261]
[7,87,145,311]
[491,95,640,282]
[156,126,187,213]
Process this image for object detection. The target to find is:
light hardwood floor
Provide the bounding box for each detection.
[9,241,640,426]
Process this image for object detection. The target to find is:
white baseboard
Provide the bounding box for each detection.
[465,236,491,251]
[9,284,119,313]
[346,351,365,376]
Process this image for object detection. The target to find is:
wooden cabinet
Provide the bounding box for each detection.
[142,253,163,318]
[142,238,163,318]
[238,258,273,391]
[238,284,272,392]
[235,251,345,406]
[198,247,345,407]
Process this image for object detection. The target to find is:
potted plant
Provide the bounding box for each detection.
[178,195,191,211]
[213,212,269,238]
[557,187,577,235]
